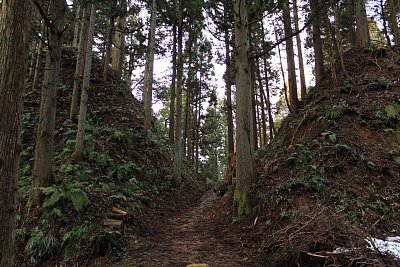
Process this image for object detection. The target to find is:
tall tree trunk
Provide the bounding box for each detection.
[189,100,196,164]
[255,88,262,146]
[70,5,90,120]
[28,29,41,84]
[102,13,115,81]
[32,30,43,91]
[334,3,347,76]
[30,0,67,205]
[173,0,184,185]
[169,23,177,145]
[310,0,324,85]
[273,21,292,113]
[261,67,275,139]
[261,22,276,138]
[32,26,45,91]
[282,0,300,111]
[248,25,258,151]
[127,33,136,88]
[251,64,258,151]
[111,0,127,80]
[185,52,194,161]
[293,0,307,100]
[0,1,32,265]
[381,0,392,46]
[256,60,267,145]
[388,0,400,45]
[143,0,157,131]
[183,30,195,158]
[324,19,337,88]
[73,3,96,162]
[233,0,256,216]
[195,80,201,173]
[355,0,370,48]
[224,0,234,156]
[72,0,82,47]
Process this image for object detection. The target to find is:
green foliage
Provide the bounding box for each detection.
[359,153,375,169]
[331,191,362,224]
[338,81,353,94]
[56,138,75,159]
[84,134,97,160]
[321,131,337,142]
[59,162,76,174]
[282,174,326,193]
[108,129,138,151]
[367,77,392,90]
[62,221,91,260]
[363,47,373,53]
[116,160,140,180]
[199,95,227,180]
[95,229,125,261]
[279,209,299,219]
[213,179,229,196]
[19,145,34,196]
[41,182,90,212]
[95,153,114,167]
[25,222,61,264]
[328,99,352,119]
[385,104,400,119]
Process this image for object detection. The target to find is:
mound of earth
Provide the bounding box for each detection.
[16,47,207,266]
[215,47,400,266]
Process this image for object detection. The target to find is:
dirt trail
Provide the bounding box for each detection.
[115,191,259,267]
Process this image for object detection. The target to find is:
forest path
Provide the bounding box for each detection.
[114,190,259,267]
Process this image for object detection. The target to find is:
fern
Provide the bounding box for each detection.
[68,189,89,212]
[41,183,90,212]
[62,221,91,260]
[42,187,64,208]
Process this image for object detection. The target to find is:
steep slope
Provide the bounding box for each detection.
[216,47,400,266]
[16,47,207,266]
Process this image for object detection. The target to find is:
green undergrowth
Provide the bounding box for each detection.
[16,49,206,266]
[245,47,400,266]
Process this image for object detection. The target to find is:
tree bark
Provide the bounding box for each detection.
[273,21,292,113]
[73,3,96,162]
[233,0,256,216]
[388,0,400,45]
[261,21,276,138]
[143,0,157,131]
[70,4,90,121]
[324,18,337,88]
[169,22,177,145]
[32,26,45,92]
[380,0,392,46]
[224,0,234,156]
[185,38,195,161]
[72,0,82,47]
[111,0,127,80]
[30,0,67,205]
[293,0,307,100]
[102,11,116,81]
[256,60,267,146]
[0,0,32,265]
[282,0,300,111]
[173,0,184,185]
[310,0,324,85]
[334,3,347,76]
[355,0,370,48]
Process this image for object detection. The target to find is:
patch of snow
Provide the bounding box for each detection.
[333,247,350,254]
[366,236,400,260]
